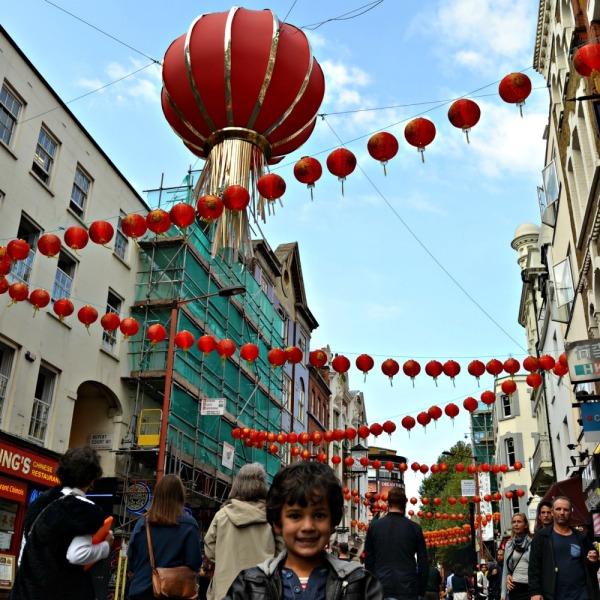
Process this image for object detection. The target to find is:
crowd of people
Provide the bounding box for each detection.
[8,445,600,600]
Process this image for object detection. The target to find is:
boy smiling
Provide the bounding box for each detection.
[224,462,383,600]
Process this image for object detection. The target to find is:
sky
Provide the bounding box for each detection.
[2,0,548,499]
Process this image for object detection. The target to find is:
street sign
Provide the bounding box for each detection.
[566,340,600,383]
[201,398,225,415]
[461,479,476,496]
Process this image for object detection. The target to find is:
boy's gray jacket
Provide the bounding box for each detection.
[222,550,384,600]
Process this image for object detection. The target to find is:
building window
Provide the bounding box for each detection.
[52,251,76,301]
[298,378,306,423]
[32,128,58,184]
[278,309,288,343]
[283,373,292,414]
[0,84,22,147]
[0,343,15,425]
[298,335,307,364]
[29,365,55,442]
[102,290,122,353]
[506,437,516,466]
[554,257,575,309]
[8,216,40,285]
[501,394,512,418]
[70,166,91,217]
[114,211,128,260]
[511,494,520,515]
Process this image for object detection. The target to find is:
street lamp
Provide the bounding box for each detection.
[156,285,246,480]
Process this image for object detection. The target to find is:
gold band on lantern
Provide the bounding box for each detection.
[203,128,272,160]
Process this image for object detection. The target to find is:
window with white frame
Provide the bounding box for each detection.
[501,394,512,418]
[70,166,91,217]
[0,343,15,425]
[29,365,56,442]
[298,378,306,423]
[0,84,22,147]
[8,216,40,285]
[32,128,58,184]
[553,256,575,308]
[114,211,129,260]
[506,437,516,466]
[52,251,76,301]
[102,290,122,353]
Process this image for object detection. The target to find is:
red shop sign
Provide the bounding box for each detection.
[0,476,27,503]
[0,442,59,486]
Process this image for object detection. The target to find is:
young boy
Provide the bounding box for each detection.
[223,461,383,600]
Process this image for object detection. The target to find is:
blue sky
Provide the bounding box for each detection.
[3,0,546,498]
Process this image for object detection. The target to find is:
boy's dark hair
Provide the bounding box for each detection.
[267,462,343,528]
[56,446,103,488]
[387,487,407,509]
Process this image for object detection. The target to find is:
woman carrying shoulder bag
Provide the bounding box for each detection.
[501,513,532,600]
[128,475,203,600]
[449,564,472,600]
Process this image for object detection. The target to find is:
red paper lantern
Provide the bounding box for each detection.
[468,359,486,384]
[559,352,568,368]
[222,185,250,211]
[146,209,172,235]
[121,213,148,240]
[384,461,394,473]
[285,346,303,364]
[401,416,416,432]
[331,355,351,374]
[403,359,421,385]
[503,357,520,376]
[459,496,468,504]
[293,156,322,199]
[553,363,568,378]
[367,132,399,175]
[345,427,357,441]
[344,456,355,468]
[382,420,396,436]
[417,411,431,428]
[29,289,50,315]
[267,348,287,367]
[501,379,517,396]
[425,360,443,385]
[0,256,11,277]
[573,44,600,90]
[120,317,139,339]
[430,464,439,474]
[311,431,323,444]
[505,490,514,499]
[89,221,115,246]
[463,397,478,412]
[448,497,456,505]
[370,423,383,437]
[298,432,311,445]
[356,353,375,380]
[317,452,327,463]
[64,226,89,251]
[8,283,28,305]
[197,334,217,355]
[411,462,421,473]
[175,331,195,353]
[526,372,543,388]
[523,356,540,372]
[443,360,461,385]
[240,343,259,363]
[428,405,443,422]
[288,432,298,444]
[372,459,381,470]
[326,148,357,194]
[467,465,477,475]
[420,464,429,474]
[357,425,370,439]
[498,73,532,116]
[7,239,30,261]
[257,173,286,202]
[217,339,236,359]
[333,429,345,442]
[360,456,370,467]
[169,202,196,229]
[404,117,436,162]
[290,446,301,457]
[445,403,460,420]
[147,324,167,346]
[455,463,465,473]
[381,358,400,384]
[513,461,523,471]
[37,234,62,258]
[481,390,496,405]
[197,194,225,222]
[538,354,556,371]
[53,298,74,321]
[77,305,98,331]
[447,99,481,143]
[309,349,328,368]
[486,359,503,377]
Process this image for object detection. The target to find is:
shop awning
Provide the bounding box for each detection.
[542,474,589,527]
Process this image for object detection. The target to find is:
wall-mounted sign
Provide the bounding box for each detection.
[0,476,26,504]
[222,442,234,470]
[89,433,114,450]
[566,340,600,383]
[124,482,151,513]
[461,479,476,496]
[201,398,225,416]
[0,442,59,486]
[581,404,600,443]
[0,554,15,589]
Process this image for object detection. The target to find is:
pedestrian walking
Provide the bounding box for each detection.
[204,462,282,600]
[364,487,428,600]
[127,474,203,600]
[223,461,383,599]
[425,558,443,600]
[447,563,472,600]
[9,446,113,600]
[529,496,600,600]
[486,548,504,600]
[501,513,532,600]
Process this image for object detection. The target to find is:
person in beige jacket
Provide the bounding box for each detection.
[204,463,282,600]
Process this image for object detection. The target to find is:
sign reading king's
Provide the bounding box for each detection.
[0,442,59,486]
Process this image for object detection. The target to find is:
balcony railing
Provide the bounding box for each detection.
[530,435,553,482]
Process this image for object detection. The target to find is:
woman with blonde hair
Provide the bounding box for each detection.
[204,462,282,600]
[501,513,532,600]
[127,474,203,600]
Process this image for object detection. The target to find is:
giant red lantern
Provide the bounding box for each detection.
[326,148,357,195]
[293,156,322,199]
[367,132,399,175]
[356,354,375,381]
[573,44,600,92]
[447,99,481,143]
[498,73,532,116]
[404,117,436,162]
[161,8,325,254]
[381,358,400,385]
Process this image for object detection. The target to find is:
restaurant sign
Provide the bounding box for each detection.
[565,340,600,383]
[0,442,59,486]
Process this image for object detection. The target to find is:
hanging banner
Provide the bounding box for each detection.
[478,472,494,541]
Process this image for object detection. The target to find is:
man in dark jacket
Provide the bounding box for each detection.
[486,548,504,600]
[364,488,428,600]
[529,496,600,600]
